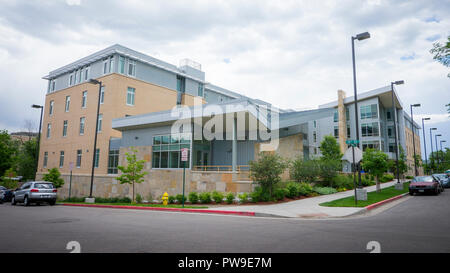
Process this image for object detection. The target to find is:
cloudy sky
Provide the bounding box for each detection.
[0,0,449,154]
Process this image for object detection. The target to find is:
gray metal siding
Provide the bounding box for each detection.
[121,126,173,147]
[211,140,255,166]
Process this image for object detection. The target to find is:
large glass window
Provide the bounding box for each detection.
[152,133,191,169]
[333,110,338,122]
[119,56,125,74]
[127,87,135,106]
[361,122,379,137]
[109,57,114,73]
[128,59,136,77]
[362,141,380,151]
[108,149,119,174]
[360,104,378,119]
[198,83,203,97]
[334,126,339,138]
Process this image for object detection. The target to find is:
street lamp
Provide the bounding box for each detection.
[441,140,447,166]
[422,117,431,174]
[87,78,102,201]
[351,31,370,188]
[410,103,420,175]
[435,134,442,170]
[430,127,437,173]
[390,80,404,183]
[31,104,44,179]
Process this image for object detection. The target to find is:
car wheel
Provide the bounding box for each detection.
[49,200,56,206]
[11,197,16,205]
[409,190,414,196]
[24,196,30,206]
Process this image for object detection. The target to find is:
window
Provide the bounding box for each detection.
[177,76,185,93]
[198,83,204,97]
[43,152,48,168]
[84,66,90,81]
[347,124,351,138]
[97,114,103,132]
[78,69,82,83]
[76,149,82,168]
[103,59,108,74]
[126,87,135,106]
[69,73,74,86]
[65,96,70,112]
[49,100,54,115]
[79,117,85,135]
[100,86,105,104]
[361,122,379,137]
[94,149,100,168]
[389,143,397,153]
[334,126,339,138]
[346,107,350,121]
[313,120,316,128]
[386,110,392,120]
[47,123,51,138]
[59,151,64,168]
[81,91,87,108]
[50,80,56,92]
[333,110,338,122]
[360,104,378,119]
[62,120,68,137]
[152,133,191,169]
[119,56,125,74]
[362,141,380,151]
[73,71,77,84]
[387,126,394,138]
[107,149,119,174]
[313,131,317,142]
[109,57,114,73]
[128,59,136,77]
[314,147,317,154]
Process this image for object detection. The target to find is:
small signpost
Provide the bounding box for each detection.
[69,162,74,200]
[343,140,363,205]
[181,148,189,208]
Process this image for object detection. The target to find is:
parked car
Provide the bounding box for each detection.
[433,173,450,189]
[409,176,443,195]
[0,186,14,202]
[11,181,57,206]
[0,190,4,204]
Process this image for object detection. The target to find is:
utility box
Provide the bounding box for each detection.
[356,188,367,201]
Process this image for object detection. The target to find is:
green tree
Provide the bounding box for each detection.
[319,158,342,186]
[430,35,450,77]
[116,148,148,203]
[1,168,18,189]
[250,152,287,198]
[361,148,389,192]
[289,157,320,182]
[16,139,38,181]
[319,135,342,160]
[0,130,19,177]
[389,145,408,180]
[42,167,65,188]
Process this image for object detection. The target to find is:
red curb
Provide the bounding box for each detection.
[365,193,409,211]
[61,203,255,217]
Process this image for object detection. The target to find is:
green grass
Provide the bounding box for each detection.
[58,202,208,209]
[319,182,410,208]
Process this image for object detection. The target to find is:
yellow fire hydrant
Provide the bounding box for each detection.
[162,192,169,206]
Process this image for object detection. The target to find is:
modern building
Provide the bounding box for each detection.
[36,44,422,200]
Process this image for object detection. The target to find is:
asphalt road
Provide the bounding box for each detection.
[1,190,449,253]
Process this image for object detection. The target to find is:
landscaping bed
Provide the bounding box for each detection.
[58,202,208,209]
[319,182,410,208]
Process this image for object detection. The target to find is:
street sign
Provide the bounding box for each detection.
[342,146,363,163]
[69,162,74,171]
[181,148,189,162]
[345,139,360,146]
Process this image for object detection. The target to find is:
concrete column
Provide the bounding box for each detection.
[232,117,237,172]
[337,90,347,154]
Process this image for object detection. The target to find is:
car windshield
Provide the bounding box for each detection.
[413,176,434,182]
[433,174,446,179]
[34,183,54,189]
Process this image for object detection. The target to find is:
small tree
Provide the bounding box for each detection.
[116,148,148,203]
[42,167,65,188]
[361,149,389,192]
[389,145,408,181]
[319,158,341,186]
[1,168,18,189]
[290,157,320,183]
[250,152,287,197]
[319,135,342,160]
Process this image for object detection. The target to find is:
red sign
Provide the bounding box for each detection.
[181,148,189,162]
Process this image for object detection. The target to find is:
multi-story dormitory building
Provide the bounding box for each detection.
[36,44,422,199]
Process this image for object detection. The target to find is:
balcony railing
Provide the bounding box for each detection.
[192,165,250,172]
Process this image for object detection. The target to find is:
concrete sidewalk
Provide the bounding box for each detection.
[210,181,404,218]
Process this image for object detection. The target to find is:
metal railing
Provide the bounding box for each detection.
[192,165,250,172]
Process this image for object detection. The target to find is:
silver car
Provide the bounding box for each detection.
[12,181,57,206]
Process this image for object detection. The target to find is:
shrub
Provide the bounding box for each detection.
[380,173,395,183]
[298,182,313,196]
[250,152,287,197]
[135,194,142,203]
[175,194,187,204]
[290,158,321,182]
[94,197,132,203]
[406,175,413,179]
[238,192,249,203]
[250,187,269,202]
[199,192,212,204]
[225,192,234,204]
[318,158,341,184]
[313,187,337,195]
[212,191,224,204]
[273,187,288,201]
[42,167,65,188]
[188,192,199,204]
[168,195,175,204]
[331,174,354,189]
[285,182,301,198]
[62,197,85,202]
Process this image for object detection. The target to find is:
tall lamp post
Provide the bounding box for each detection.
[441,140,447,166]
[31,104,44,179]
[435,134,442,171]
[410,104,421,176]
[390,81,404,183]
[422,117,430,174]
[430,127,437,173]
[87,78,102,202]
[351,31,370,188]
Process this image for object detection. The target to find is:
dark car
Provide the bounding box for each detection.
[409,176,443,195]
[0,186,14,202]
[432,173,450,189]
